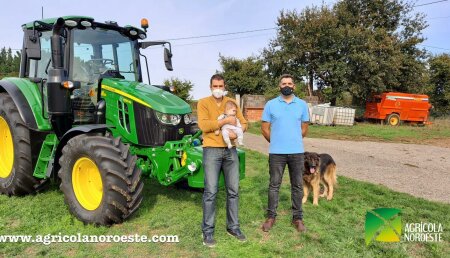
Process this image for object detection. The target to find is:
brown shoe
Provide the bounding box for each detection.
[262,218,276,232]
[292,220,307,232]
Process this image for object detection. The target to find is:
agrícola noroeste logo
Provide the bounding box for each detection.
[365,208,444,245]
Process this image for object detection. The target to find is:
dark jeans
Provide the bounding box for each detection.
[202,147,240,235]
[267,153,304,220]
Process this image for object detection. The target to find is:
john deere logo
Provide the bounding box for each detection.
[178,128,184,134]
[365,208,401,245]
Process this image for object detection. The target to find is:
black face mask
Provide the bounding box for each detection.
[280,86,294,96]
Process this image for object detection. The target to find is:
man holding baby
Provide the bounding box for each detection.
[197,74,248,247]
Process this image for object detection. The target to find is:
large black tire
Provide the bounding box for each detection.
[58,134,144,225]
[0,93,39,196]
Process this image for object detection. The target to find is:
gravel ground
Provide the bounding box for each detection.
[244,132,450,204]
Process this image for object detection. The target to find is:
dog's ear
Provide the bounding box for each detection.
[314,153,320,161]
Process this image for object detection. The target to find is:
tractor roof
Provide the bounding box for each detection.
[22,16,146,39]
[22,16,94,29]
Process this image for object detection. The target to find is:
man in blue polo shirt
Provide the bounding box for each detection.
[260,74,309,233]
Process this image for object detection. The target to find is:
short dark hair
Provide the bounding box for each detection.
[210,74,225,85]
[279,74,295,84]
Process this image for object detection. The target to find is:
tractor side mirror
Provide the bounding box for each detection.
[164,47,173,71]
[25,30,41,60]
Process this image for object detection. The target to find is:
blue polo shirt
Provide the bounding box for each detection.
[262,95,309,154]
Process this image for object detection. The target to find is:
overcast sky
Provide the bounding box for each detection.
[1,0,449,99]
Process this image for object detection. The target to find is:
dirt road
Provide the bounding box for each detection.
[244,133,450,204]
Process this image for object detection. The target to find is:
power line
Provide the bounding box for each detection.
[414,0,449,7]
[419,44,450,51]
[163,27,276,41]
[173,33,274,47]
[428,15,450,19]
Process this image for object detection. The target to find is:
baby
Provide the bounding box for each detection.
[215,101,244,149]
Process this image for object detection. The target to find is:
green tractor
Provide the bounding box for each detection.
[0,16,245,225]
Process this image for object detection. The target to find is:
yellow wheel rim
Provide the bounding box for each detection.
[389,116,399,126]
[0,116,14,178]
[72,157,103,210]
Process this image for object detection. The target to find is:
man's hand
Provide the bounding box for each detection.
[219,116,237,127]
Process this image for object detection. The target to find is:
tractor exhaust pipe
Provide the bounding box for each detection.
[51,17,65,69]
[47,17,72,137]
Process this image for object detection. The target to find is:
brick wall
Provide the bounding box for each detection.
[243,95,266,122]
[244,107,264,122]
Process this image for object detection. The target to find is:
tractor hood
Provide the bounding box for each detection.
[101,78,191,114]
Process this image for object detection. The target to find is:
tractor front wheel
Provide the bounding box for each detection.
[58,134,143,225]
[0,93,39,195]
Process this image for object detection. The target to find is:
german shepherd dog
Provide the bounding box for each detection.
[302,152,337,205]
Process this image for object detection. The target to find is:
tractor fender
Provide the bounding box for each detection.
[51,124,113,179]
[0,80,38,129]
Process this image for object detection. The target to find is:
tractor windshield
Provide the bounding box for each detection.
[70,27,138,123]
[71,27,138,84]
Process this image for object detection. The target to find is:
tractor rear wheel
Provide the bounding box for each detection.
[58,134,143,225]
[0,93,39,195]
[386,113,401,126]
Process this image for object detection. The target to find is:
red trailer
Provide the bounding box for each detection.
[364,92,432,126]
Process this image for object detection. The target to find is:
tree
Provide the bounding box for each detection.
[428,54,450,116]
[0,47,21,78]
[335,0,428,103]
[263,0,428,106]
[163,77,194,102]
[263,5,339,99]
[218,55,270,97]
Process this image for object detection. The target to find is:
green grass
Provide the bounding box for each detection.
[247,119,450,144]
[1,150,449,257]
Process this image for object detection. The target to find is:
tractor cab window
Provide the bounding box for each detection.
[71,28,138,87]
[29,31,52,79]
[71,28,138,124]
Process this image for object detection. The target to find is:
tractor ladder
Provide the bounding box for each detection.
[33,134,58,179]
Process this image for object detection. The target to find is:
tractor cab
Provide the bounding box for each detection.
[21,16,175,125]
[22,16,151,124]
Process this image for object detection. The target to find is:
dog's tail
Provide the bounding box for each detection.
[320,154,337,187]
[324,163,337,187]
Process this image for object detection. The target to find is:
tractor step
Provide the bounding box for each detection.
[33,134,58,179]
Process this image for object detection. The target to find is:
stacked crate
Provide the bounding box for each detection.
[333,107,355,126]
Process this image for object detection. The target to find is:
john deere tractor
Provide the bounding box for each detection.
[0,16,245,225]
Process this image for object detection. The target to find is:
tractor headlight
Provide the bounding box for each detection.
[65,20,78,27]
[80,21,92,27]
[184,114,193,124]
[139,33,147,40]
[155,111,181,125]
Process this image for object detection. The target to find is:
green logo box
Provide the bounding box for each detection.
[365,208,402,245]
